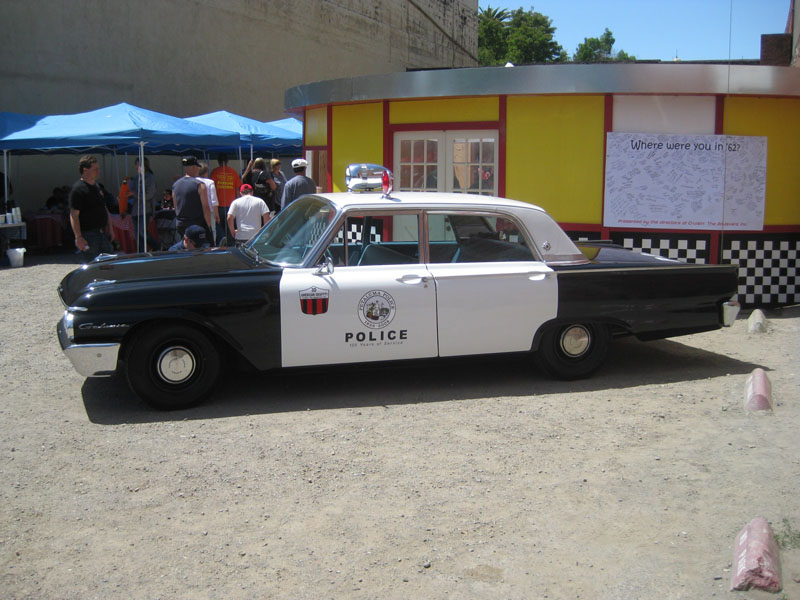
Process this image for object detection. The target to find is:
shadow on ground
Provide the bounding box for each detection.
[82,335,764,425]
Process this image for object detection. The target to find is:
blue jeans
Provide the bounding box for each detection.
[81,230,113,262]
[216,206,231,245]
[132,214,158,252]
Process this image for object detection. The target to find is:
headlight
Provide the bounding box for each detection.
[63,311,74,340]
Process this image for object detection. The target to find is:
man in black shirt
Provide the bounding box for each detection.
[173,156,211,240]
[69,155,115,262]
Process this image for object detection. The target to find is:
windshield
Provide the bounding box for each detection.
[246,196,337,266]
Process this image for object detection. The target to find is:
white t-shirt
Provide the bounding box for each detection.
[228,194,269,241]
[198,177,219,210]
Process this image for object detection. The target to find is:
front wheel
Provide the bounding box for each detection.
[125,323,221,410]
[534,322,610,380]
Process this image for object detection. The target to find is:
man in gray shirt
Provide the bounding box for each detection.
[280,158,317,211]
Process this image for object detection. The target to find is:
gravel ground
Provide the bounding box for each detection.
[1,252,799,600]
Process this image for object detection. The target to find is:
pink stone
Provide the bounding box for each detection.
[731,517,782,592]
[744,368,772,412]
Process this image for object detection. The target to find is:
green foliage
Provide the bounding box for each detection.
[573,28,636,62]
[478,6,565,66]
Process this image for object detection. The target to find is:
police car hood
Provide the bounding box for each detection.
[58,248,257,307]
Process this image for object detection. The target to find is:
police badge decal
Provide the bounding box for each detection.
[299,286,330,315]
[357,290,396,329]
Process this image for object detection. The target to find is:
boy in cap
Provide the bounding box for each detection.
[169,224,209,251]
[227,183,270,245]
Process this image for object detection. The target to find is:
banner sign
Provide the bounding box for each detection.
[603,133,767,230]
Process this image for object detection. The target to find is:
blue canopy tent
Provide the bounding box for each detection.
[268,117,303,137]
[185,110,302,163]
[0,103,241,251]
[0,111,45,206]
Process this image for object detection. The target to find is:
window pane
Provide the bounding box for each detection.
[400,140,411,163]
[429,213,533,263]
[482,141,494,163]
[425,166,438,191]
[413,140,425,163]
[426,140,438,163]
[400,165,411,189]
[452,165,467,191]
[347,214,419,266]
[469,140,481,162]
[412,165,424,189]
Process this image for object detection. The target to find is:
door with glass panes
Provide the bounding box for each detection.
[394,131,497,195]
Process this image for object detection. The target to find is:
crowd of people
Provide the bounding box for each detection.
[66,153,316,261]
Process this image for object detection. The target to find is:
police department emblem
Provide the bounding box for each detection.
[299,286,329,315]
[357,290,396,329]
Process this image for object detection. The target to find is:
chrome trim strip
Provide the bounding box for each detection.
[286,64,800,111]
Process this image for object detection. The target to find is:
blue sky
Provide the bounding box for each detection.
[478,0,792,61]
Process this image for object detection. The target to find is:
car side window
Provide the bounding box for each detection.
[427,213,535,263]
[326,214,420,266]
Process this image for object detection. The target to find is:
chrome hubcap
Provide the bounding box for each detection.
[156,346,196,384]
[559,325,591,358]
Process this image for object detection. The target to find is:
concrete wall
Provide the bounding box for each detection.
[0,0,477,212]
[0,0,478,121]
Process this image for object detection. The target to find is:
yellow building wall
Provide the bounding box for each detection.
[390,97,498,123]
[724,97,800,225]
[505,96,605,224]
[305,107,328,147]
[331,103,384,192]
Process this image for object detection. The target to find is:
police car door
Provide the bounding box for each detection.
[280,212,438,367]
[425,211,558,356]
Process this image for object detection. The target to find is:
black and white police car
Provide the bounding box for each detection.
[58,164,739,410]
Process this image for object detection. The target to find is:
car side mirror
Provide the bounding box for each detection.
[314,254,333,276]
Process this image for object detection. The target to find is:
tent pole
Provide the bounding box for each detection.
[2,150,8,212]
[138,142,145,253]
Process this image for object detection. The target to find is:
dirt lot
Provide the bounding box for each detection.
[1,253,798,599]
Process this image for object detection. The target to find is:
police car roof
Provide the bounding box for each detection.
[315,191,549,213]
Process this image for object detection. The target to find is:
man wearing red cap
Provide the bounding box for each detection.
[227,184,270,245]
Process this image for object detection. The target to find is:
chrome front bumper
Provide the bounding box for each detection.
[722,300,741,327]
[57,316,120,377]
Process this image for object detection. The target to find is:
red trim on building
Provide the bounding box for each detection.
[385,120,501,134]
[498,95,507,198]
[383,101,392,169]
[326,105,333,193]
[601,95,613,239]
[714,95,725,135]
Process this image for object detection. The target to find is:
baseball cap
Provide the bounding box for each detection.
[292,158,308,169]
[240,183,253,193]
[182,156,200,167]
[184,225,207,246]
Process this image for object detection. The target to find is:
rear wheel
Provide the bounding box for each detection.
[535,322,610,380]
[125,323,221,410]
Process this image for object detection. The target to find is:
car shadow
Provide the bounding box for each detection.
[82,335,765,425]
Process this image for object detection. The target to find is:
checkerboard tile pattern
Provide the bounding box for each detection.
[332,221,382,244]
[722,236,800,307]
[610,233,710,264]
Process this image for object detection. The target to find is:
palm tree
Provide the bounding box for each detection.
[479,6,510,24]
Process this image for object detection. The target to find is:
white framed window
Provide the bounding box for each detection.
[394,130,498,196]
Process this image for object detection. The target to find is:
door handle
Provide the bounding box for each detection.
[397,274,428,284]
[527,271,553,281]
